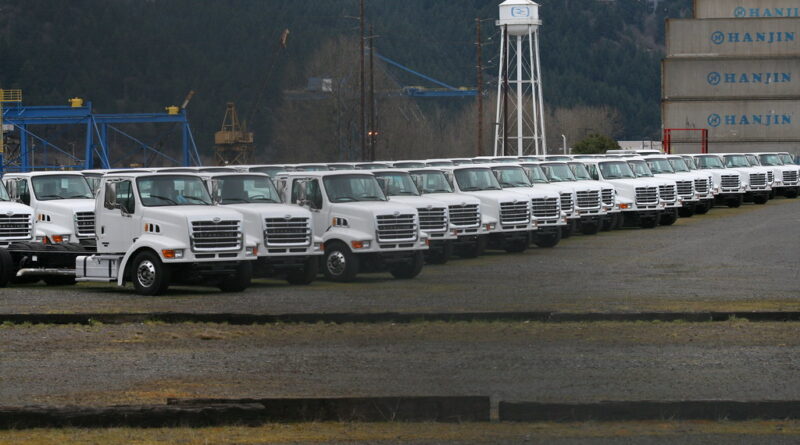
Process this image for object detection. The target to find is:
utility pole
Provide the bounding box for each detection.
[502,25,509,157]
[369,24,376,161]
[359,0,366,161]
[475,18,483,158]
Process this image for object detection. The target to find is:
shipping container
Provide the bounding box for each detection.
[694,0,800,19]
[666,18,800,57]
[662,99,800,142]
[667,141,800,155]
[662,57,800,99]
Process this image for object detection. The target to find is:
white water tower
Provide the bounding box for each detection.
[493,0,547,156]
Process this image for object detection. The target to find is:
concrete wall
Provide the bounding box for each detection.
[694,0,800,19]
[662,57,799,99]
[666,18,800,57]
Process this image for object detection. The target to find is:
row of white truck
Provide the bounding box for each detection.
[0,151,796,295]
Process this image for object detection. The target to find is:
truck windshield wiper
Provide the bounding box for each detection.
[38,194,66,200]
[149,194,178,205]
[222,198,248,203]
[182,196,209,204]
[67,194,91,199]
[459,187,481,191]
[332,196,357,202]
[359,195,384,200]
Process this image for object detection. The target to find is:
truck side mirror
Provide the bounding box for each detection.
[375,177,388,193]
[294,180,309,206]
[411,175,424,192]
[104,182,117,210]
[210,180,222,204]
[7,181,18,202]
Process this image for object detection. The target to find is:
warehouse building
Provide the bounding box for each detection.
[661,0,799,154]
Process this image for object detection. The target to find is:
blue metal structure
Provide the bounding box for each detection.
[375,53,477,98]
[0,101,201,173]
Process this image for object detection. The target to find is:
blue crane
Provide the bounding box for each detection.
[376,53,477,98]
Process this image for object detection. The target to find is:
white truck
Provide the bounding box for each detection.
[488,164,566,248]
[3,172,97,246]
[580,159,666,229]
[440,165,531,253]
[626,158,680,226]
[0,180,34,249]
[691,154,747,208]
[755,152,799,199]
[371,169,458,263]
[202,172,323,284]
[565,161,621,231]
[275,171,428,281]
[720,154,771,205]
[539,161,606,235]
[0,172,257,294]
[407,168,488,258]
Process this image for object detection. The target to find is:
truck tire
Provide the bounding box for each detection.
[426,241,453,265]
[455,236,486,259]
[753,194,768,205]
[600,215,614,232]
[640,217,658,229]
[580,221,599,235]
[390,251,424,279]
[727,195,743,208]
[219,261,252,292]
[561,221,575,238]
[323,241,359,282]
[660,211,678,226]
[678,206,695,218]
[694,201,710,215]
[286,257,318,285]
[0,248,13,288]
[504,235,529,253]
[43,276,76,286]
[785,188,798,199]
[533,229,561,248]
[131,250,171,296]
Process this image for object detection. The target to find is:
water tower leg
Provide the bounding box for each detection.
[493,26,507,157]
[534,29,547,155]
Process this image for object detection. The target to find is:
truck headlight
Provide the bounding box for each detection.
[245,246,258,256]
[485,223,496,231]
[50,234,71,243]
[314,242,324,252]
[351,240,370,249]
[618,203,630,210]
[162,249,184,259]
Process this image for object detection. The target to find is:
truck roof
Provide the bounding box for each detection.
[3,171,86,178]
[279,170,376,178]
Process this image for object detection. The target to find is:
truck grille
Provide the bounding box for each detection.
[559,193,573,213]
[721,175,740,190]
[676,181,693,198]
[749,173,767,189]
[190,220,242,251]
[74,212,96,238]
[417,207,448,233]
[635,187,658,205]
[694,179,709,195]
[767,171,774,184]
[376,214,417,242]
[264,217,311,247]
[783,170,798,185]
[448,204,480,228]
[500,201,530,226]
[658,184,676,203]
[575,190,600,209]
[531,198,559,219]
[601,189,614,206]
[0,213,32,240]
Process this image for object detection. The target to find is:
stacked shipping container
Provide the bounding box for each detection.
[662,0,800,154]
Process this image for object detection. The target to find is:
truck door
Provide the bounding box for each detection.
[291,178,327,238]
[97,180,139,253]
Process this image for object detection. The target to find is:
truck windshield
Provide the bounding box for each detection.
[428,161,455,167]
[83,174,103,194]
[695,156,725,169]
[0,181,9,201]
[681,157,697,170]
[137,176,212,206]
[668,158,690,172]
[723,155,750,168]
[373,172,420,196]
[214,175,282,204]
[492,167,532,188]
[568,163,592,180]
[323,174,387,202]
[598,162,636,179]
[454,168,502,191]
[628,161,655,177]
[409,171,453,193]
[541,163,576,182]
[646,158,675,174]
[758,154,783,166]
[779,154,795,165]
[523,165,549,184]
[746,155,761,166]
[31,175,93,201]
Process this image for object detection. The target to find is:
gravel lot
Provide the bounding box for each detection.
[1,198,798,315]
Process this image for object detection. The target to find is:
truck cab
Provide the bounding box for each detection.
[439,165,531,253]
[691,154,747,208]
[665,156,714,214]
[756,152,799,198]
[488,164,565,248]
[0,180,34,247]
[276,171,428,281]
[539,161,606,236]
[202,172,323,284]
[566,161,620,231]
[627,158,681,226]
[372,169,457,264]
[641,155,705,217]
[581,159,665,229]
[3,172,96,246]
[720,153,771,204]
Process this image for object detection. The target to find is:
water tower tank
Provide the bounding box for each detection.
[497,0,541,36]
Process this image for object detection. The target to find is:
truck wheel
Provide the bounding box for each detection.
[504,234,529,253]
[323,241,359,282]
[43,276,76,286]
[753,194,768,205]
[455,236,486,259]
[727,195,743,208]
[660,211,678,226]
[534,229,561,248]
[640,218,658,229]
[219,261,252,292]
[769,190,776,199]
[561,221,575,238]
[580,222,599,235]
[785,188,798,199]
[695,202,710,215]
[0,248,13,288]
[131,251,171,296]
[426,241,453,265]
[286,257,318,285]
[390,251,424,279]
[678,206,695,218]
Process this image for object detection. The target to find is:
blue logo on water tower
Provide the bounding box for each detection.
[707,72,721,86]
[511,7,530,17]
[708,114,722,128]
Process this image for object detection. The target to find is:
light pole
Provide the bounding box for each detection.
[561,134,567,155]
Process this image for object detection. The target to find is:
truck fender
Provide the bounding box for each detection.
[322,228,374,247]
[33,223,73,239]
[116,236,189,286]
